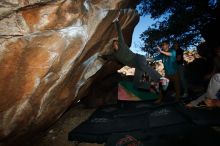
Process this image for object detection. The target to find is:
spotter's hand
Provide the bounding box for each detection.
[157,46,162,52]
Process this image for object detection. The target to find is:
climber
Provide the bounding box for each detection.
[102,11,168,90]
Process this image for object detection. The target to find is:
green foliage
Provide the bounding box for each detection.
[138,0,219,54]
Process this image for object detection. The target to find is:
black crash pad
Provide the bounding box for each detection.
[68,102,220,144]
[68,102,194,143]
[177,104,220,127]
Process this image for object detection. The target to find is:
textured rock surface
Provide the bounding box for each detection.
[0,0,139,143]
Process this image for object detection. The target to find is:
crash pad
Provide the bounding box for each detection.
[68,102,192,143]
[118,81,158,101]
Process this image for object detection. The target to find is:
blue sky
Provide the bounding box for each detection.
[130,12,202,53]
[130,15,154,55]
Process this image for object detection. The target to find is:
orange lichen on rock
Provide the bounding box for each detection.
[0,39,27,112]
[21,8,41,32]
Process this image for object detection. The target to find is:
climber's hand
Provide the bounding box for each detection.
[113,11,121,23]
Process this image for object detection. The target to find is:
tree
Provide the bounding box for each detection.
[138,0,220,55]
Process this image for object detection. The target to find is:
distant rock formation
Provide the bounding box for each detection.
[0,0,139,143]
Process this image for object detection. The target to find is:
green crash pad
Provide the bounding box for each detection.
[118,81,158,101]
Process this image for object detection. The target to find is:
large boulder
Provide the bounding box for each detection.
[0,0,139,143]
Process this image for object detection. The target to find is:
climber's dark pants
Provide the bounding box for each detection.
[133,54,162,82]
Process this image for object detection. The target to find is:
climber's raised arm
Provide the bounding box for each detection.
[113,11,126,47]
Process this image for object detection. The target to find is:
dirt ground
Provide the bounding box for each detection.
[29,104,104,146]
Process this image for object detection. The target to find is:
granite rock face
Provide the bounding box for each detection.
[0,0,139,142]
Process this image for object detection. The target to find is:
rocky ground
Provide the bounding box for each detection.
[26,103,103,146]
